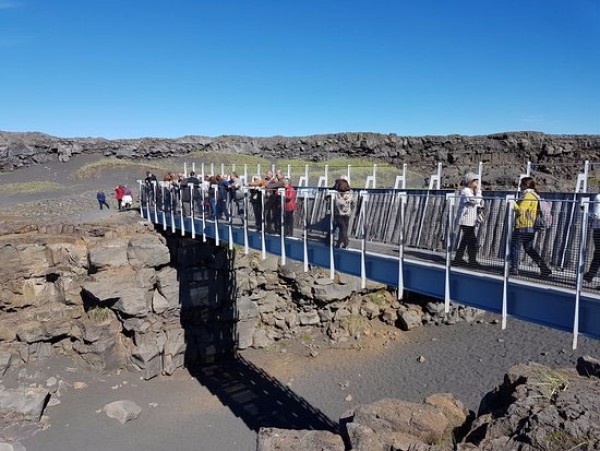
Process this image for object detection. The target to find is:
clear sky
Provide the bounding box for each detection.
[1,0,599,139]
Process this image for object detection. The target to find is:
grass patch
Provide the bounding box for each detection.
[87,306,113,323]
[74,158,167,179]
[299,333,313,343]
[545,430,588,451]
[0,181,63,194]
[534,368,570,400]
[264,341,288,352]
[72,154,430,188]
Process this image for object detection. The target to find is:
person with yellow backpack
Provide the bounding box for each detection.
[510,177,552,277]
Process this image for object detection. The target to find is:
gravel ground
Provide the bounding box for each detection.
[9,319,599,451]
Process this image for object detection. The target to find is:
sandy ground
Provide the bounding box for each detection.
[1,155,599,450]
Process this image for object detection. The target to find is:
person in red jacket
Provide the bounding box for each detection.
[114,185,125,210]
[282,178,297,237]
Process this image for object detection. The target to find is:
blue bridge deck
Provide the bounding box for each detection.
[144,207,600,348]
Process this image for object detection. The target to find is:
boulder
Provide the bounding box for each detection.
[342,398,450,450]
[398,308,423,331]
[0,386,50,420]
[127,235,170,268]
[257,427,344,451]
[313,283,355,303]
[102,400,142,424]
[88,238,129,270]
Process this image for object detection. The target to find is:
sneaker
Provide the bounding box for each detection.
[452,258,467,267]
[540,267,552,278]
[583,272,594,283]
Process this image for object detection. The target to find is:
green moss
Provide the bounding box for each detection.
[369,289,390,307]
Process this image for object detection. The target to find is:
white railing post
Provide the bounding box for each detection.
[257,164,261,177]
[189,184,196,239]
[242,187,249,255]
[137,180,144,218]
[328,189,336,279]
[347,165,351,185]
[152,181,158,224]
[279,187,286,265]
[212,184,219,246]
[575,160,590,193]
[260,188,266,260]
[324,164,329,188]
[200,184,206,242]
[243,164,248,182]
[397,192,407,299]
[221,163,225,176]
[394,164,408,190]
[227,189,233,251]
[161,185,167,231]
[287,164,291,179]
[201,163,205,181]
[183,162,188,178]
[373,164,377,189]
[302,187,309,272]
[503,195,516,330]
[573,197,590,349]
[360,190,368,289]
[179,185,185,237]
[210,163,215,177]
[445,193,455,314]
[170,185,176,234]
[192,162,196,174]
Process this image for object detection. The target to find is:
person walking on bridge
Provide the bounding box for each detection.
[510,177,552,277]
[453,172,484,268]
[334,176,354,249]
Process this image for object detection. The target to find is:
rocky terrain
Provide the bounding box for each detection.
[2,130,600,190]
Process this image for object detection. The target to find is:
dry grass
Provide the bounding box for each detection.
[0,181,63,194]
[74,159,167,179]
[72,154,429,188]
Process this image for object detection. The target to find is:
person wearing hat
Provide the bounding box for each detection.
[453,172,484,267]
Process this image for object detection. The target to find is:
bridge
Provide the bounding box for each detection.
[138,162,600,350]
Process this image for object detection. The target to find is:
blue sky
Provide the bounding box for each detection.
[1,0,599,138]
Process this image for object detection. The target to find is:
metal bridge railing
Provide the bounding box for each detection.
[141,182,600,296]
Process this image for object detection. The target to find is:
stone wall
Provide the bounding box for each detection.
[2,131,600,189]
[0,213,483,379]
[0,214,187,379]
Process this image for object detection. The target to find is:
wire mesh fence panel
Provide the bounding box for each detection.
[363,191,399,244]
[402,192,450,262]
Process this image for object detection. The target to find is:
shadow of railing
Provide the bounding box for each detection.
[162,232,337,433]
[187,355,338,433]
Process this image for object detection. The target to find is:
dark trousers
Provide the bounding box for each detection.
[511,228,549,271]
[284,211,294,236]
[98,200,110,210]
[335,215,350,247]
[586,229,600,278]
[265,199,279,233]
[455,225,478,263]
[251,200,262,230]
